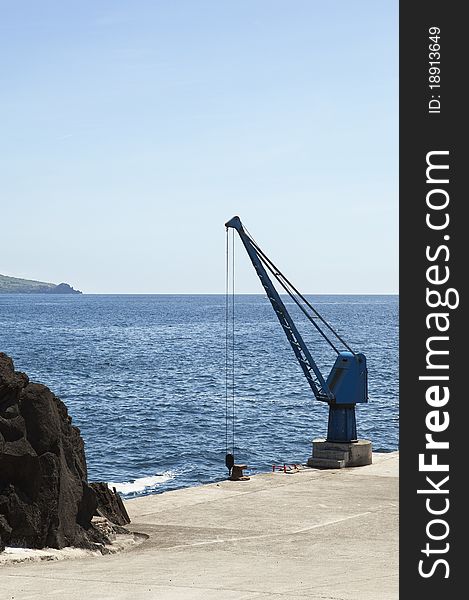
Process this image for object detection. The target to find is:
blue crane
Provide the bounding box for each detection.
[225,216,368,448]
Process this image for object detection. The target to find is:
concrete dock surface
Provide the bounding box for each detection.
[1,452,399,600]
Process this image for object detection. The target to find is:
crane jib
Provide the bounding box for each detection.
[225,216,368,409]
[226,218,332,401]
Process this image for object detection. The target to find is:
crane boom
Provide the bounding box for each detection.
[225,216,332,401]
[225,215,368,444]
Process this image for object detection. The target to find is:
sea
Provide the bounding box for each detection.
[0,294,398,498]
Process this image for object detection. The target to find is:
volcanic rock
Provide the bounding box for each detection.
[90,482,131,526]
[0,353,103,550]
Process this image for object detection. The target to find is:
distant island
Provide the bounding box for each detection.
[0,273,82,294]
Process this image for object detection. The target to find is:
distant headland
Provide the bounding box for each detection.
[0,273,82,294]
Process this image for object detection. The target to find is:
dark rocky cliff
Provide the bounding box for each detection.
[0,354,100,551]
[45,283,81,294]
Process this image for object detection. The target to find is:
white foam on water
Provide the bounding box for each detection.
[1,534,144,565]
[108,471,176,495]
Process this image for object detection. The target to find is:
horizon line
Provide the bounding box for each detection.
[74,291,399,296]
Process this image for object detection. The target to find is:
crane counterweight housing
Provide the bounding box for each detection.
[327,352,368,405]
[225,215,372,468]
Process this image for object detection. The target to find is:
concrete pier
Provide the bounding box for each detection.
[0,452,398,599]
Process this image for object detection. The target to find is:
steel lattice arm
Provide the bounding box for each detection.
[225,216,333,402]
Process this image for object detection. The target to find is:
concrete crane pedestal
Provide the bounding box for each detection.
[307,438,372,469]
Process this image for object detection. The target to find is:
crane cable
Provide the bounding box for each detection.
[225,229,229,460]
[232,230,235,460]
[242,225,355,355]
[225,228,235,473]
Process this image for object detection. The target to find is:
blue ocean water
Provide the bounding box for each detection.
[0,294,398,497]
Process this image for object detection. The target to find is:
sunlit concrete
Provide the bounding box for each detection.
[1,452,398,600]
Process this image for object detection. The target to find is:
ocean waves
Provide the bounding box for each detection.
[108,471,176,496]
[0,294,398,497]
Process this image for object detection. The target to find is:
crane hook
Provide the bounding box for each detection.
[225,452,235,474]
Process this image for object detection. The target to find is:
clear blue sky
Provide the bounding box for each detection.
[1,1,397,294]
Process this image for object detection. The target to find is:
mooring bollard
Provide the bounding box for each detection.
[229,464,250,481]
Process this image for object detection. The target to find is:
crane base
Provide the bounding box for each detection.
[307,439,372,469]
